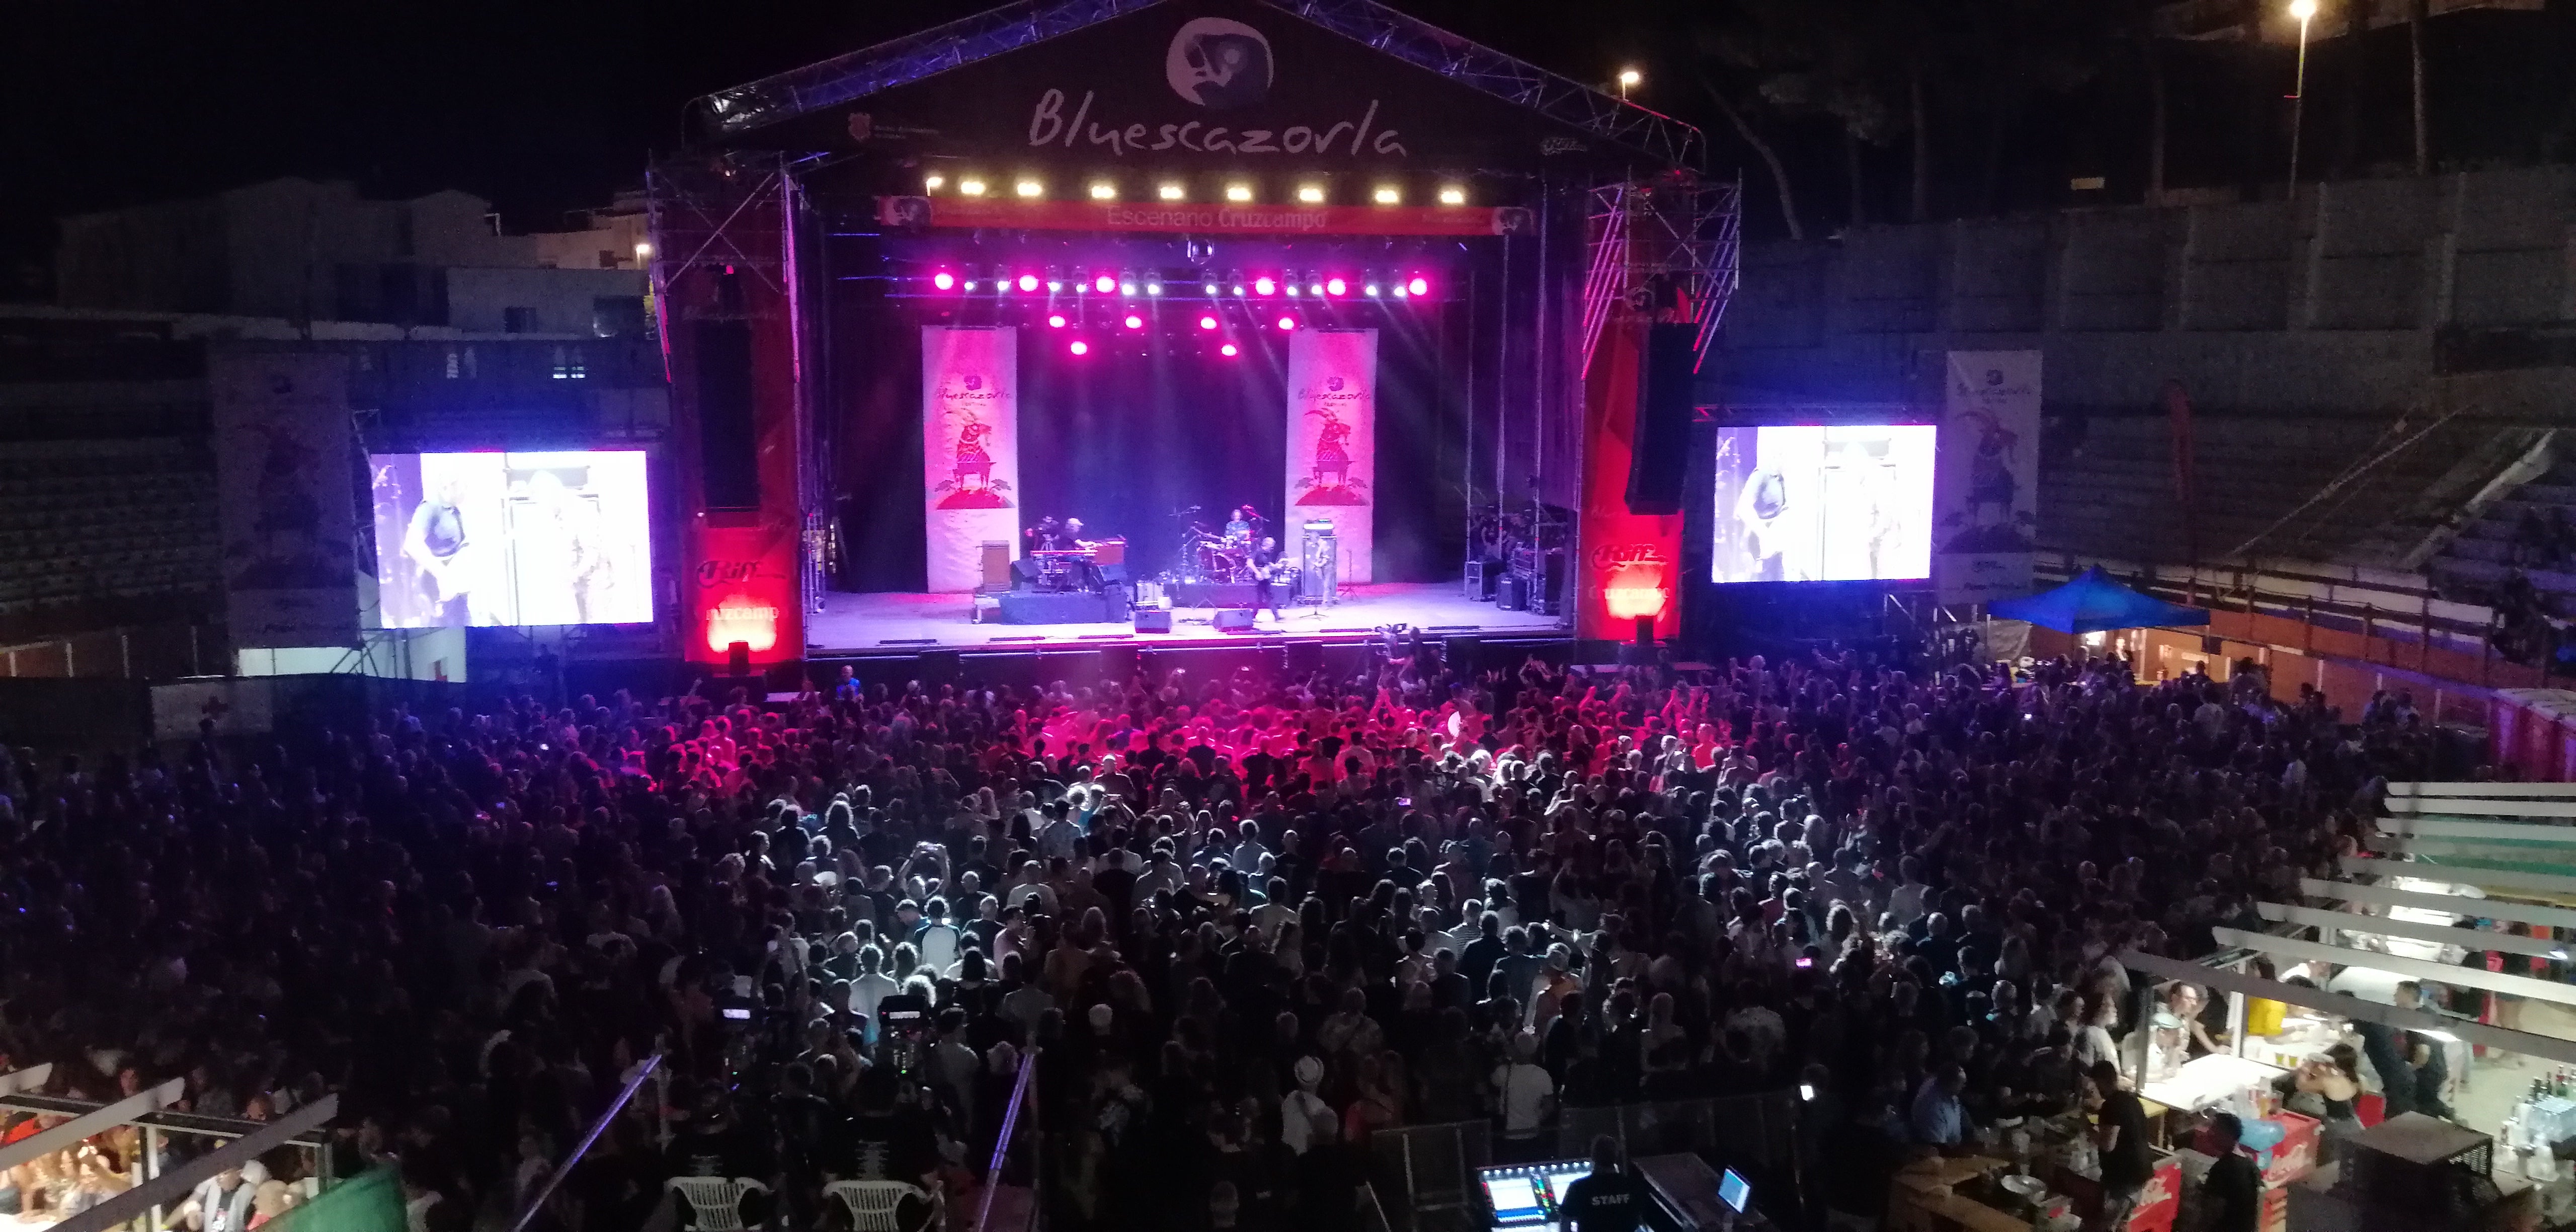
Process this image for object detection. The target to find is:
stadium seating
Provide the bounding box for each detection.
[0,438,218,619]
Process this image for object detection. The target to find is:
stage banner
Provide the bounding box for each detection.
[1935,350,2042,606]
[922,327,1021,592]
[1285,328,1377,584]
[1577,318,1681,642]
[210,348,360,647]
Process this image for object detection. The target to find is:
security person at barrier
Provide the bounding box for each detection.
[1558,1136,1653,1232]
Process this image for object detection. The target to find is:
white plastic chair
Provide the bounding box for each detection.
[824,1179,942,1232]
[665,1176,770,1231]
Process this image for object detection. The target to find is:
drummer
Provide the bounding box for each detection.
[1225,505,1260,545]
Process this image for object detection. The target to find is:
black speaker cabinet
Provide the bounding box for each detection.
[1496,574,1531,611]
[1213,609,1257,633]
[1133,608,1173,633]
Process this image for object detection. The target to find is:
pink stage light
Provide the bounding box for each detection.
[1017,274,1038,292]
[1276,315,1298,331]
[932,271,955,291]
[1198,315,1219,330]
[1093,275,1116,293]
[1046,314,1068,328]
[1220,343,1240,357]
[1069,340,1090,355]
[1407,276,1429,296]
[1123,315,1144,330]
[1252,276,1277,296]
[1325,277,1347,297]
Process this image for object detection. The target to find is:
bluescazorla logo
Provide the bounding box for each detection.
[1167,18,1272,109]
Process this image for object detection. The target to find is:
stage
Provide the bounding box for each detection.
[808,582,1564,655]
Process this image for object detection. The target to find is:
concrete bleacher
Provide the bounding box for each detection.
[2427,461,2576,605]
[0,438,217,618]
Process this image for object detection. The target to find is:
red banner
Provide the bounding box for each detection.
[1577,318,1682,642]
[880,195,1520,237]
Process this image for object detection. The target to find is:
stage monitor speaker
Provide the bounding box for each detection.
[1213,609,1257,633]
[1011,559,1038,585]
[1464,560,1498,601]
[1540,549,1569,616]
[693,319,760,511]
[1444,636,1482,672]
[1496,574,1530,611]
[1625,322,1697,516]
[726,641,752,677]
[1134,608,1173,634]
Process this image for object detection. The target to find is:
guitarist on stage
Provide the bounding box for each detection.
[1251,535,1286,623]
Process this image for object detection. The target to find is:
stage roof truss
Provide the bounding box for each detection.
[691,0,1704,169]
[1582,175,1741,375]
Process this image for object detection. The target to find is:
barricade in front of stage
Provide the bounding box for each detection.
[806,635,1577,694]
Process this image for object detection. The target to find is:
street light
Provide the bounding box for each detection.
[2288,0,2317,191]
[1616,68,1641,101]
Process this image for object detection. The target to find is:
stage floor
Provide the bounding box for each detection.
[808,582,1565,654]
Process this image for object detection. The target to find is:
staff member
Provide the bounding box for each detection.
[1558,1136,1652,1232]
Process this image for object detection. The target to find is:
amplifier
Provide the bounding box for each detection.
[1464,560,1498,600]
[1133,607,1173,633]
[1496,574,1531,611]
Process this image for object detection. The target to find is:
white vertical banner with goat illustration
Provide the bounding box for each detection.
[1285,328,1377,583]
[1935,350,2041,605]
[921,327,1020,593]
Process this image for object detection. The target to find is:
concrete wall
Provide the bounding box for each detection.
[1720,167,2576,421]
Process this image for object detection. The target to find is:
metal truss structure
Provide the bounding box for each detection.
[1580,172,1742,376]
[691,0,1703,169]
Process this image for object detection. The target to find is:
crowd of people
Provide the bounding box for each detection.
[0,635,2445,1232]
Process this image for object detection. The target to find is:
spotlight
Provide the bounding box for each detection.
[924,175,945,191]
[1373,186,1401,205]
[1407,276,1429,296]
[1276,315,1298,331]
[1438,186,1467,206]
[1226,183,1253,202]
[1392,285,1408,299]
[1306,282,1324,296]
[1047,314,1068,329]
[1123,314,1144,330]
[1015,179,1043,197]
[1232,285,1246,296]
[1253,277,1276,296]
[634,241,653,258]
[1046,280,1063,292]
[1220,343,1240,357]
[1286,284,1300,297]
[1364,283,1381,296]
[1089,182,1117,200]
[1146,282,1162,295]
[1203,283,1219,295]
[958,178,987,196]
[1326,278,1346,296]
[1159,183,1186,201]
[1094,275,1115,294]
[1069,340,1089,355]
[963,280,979,291]
[1119,282,1137,295]
[1199,316,1219,330]
[1017,274,1038,292]
[932,272,955,291]
[1297,184,1325,203]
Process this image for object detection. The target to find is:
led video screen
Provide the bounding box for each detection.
[370,450,654,627]
[1710,425,1937,584]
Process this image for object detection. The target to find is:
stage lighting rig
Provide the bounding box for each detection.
[1092,274,1115,294]
[1253,276,1276,296]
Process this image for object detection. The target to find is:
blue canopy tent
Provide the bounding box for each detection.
[1987,567,2210,634]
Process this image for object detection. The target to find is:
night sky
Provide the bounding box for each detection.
[0,0,1637,284]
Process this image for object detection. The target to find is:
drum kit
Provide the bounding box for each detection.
[1178,520,1258,582]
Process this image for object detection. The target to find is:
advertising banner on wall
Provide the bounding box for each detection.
[1934,350,2042,605]
[1285,328,1377,584]
[210,349,359,647]
[1577,319,1681,642]
[922,327,1022,593]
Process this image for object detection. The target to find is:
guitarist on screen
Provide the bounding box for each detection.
[402,476,472,626]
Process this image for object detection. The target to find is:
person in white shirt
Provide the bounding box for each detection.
[848,945,900,1039]
[1490,1033,1556,1159]
[1885,854,1931,931]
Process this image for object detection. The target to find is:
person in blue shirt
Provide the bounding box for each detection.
[1910,1063,1968,1149]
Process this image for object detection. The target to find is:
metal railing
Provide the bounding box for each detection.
[506,1055,662,1232]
